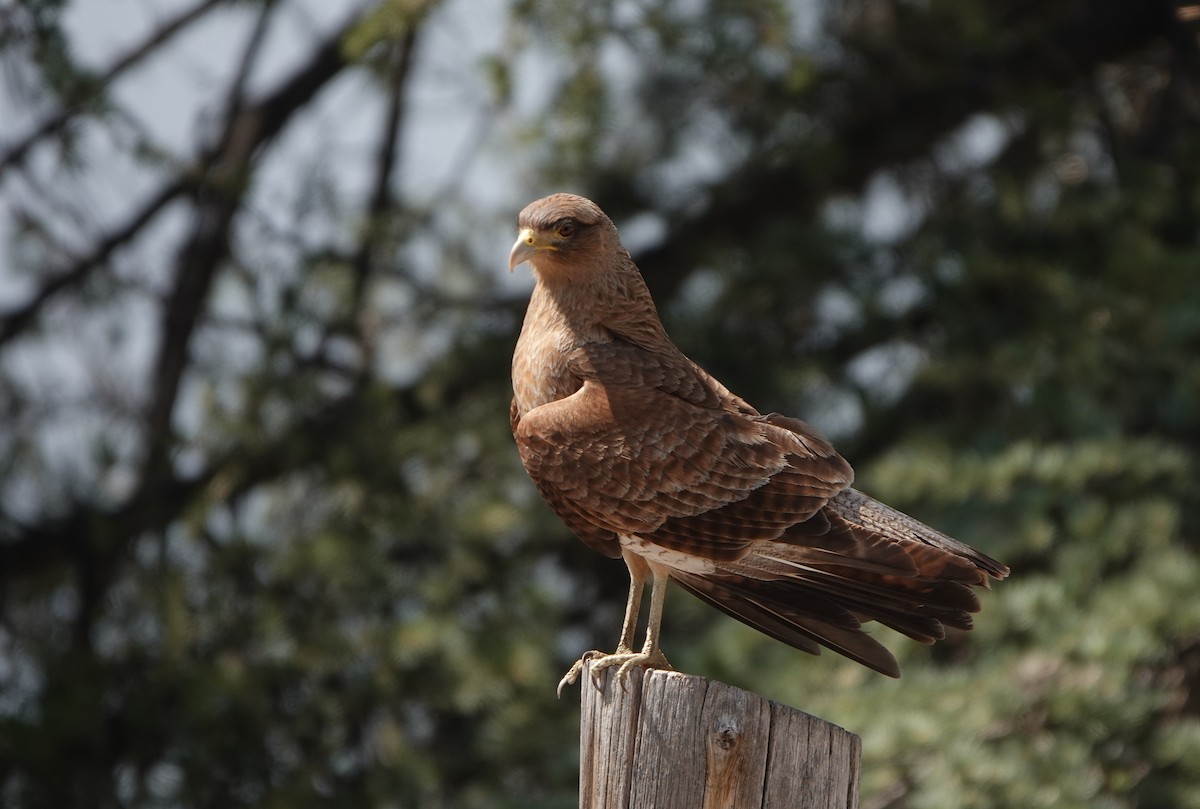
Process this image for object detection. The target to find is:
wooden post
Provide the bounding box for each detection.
[579,663,860,809]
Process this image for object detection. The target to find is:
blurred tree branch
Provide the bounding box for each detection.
[349,28,420,313]
[142,7,362,476]
[0,7,373,618]
[0,0,230,178]
[0,178,191,347]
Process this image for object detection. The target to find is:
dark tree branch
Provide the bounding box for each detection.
[0,383,374,587]
[0,0,228,178]
[0,178,190,346]
[350,29,420,307]
[0,7,374,630]
[334,26,423,376]
[216,0,279,141]
[0,2,287,350]
[141,9,365,476]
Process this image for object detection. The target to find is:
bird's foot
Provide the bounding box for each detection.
[557,650,606,698]
[556,647,673,697]
[591,647,674,688]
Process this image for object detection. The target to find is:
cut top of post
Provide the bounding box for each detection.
[579,664,860,809]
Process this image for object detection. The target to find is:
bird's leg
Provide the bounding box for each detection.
[628,561,673,674]
[558,551,667,696]
[581,560,674,690]
[613,551,647,654]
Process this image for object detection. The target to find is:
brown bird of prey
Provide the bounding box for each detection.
[508,193,1008,694]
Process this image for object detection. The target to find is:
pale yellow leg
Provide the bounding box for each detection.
[614,551,647,654]
[629,561,670,671]
[557,553,673,696]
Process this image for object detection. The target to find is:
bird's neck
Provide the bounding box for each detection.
[512,265,672,415]
[531,261,669,350]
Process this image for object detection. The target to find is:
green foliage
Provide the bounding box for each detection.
[2,0,1199,807]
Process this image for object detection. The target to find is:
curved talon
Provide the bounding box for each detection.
[556,661,583,699]
[557,650,607,698]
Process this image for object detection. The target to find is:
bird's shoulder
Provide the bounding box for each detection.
[563,329,755,418]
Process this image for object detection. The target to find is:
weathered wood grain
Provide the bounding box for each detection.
[579,664,860,809]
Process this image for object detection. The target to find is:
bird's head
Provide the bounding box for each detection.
[508,193,618,280]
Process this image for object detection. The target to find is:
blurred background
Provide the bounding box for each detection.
[2,0,1200,806]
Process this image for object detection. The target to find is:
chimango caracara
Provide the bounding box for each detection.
[508,193,1008,694]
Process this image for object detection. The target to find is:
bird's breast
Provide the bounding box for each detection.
[512,318,584,416]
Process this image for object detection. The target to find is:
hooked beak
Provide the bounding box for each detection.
[508,227,551,272]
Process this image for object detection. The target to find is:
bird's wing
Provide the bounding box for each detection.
[512,395,621,558]
[513,340,853,562]
[825,487,1011,582]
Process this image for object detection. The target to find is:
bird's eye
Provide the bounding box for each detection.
[556,220,576,239]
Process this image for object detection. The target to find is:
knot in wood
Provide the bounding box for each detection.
[714,722,740,750]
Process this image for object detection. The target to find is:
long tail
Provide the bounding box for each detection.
[672,488,1008,678]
